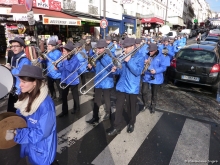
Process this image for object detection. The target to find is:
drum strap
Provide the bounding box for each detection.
[11,53,27,68]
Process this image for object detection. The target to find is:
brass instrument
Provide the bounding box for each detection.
[142,57,152,75]
[52,48,77,67]
[88,48,109,67]
[80,43,145,95]
[34,44,62,67]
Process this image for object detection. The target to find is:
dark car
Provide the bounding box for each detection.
[167,42,220,91]
[204,37,220,44]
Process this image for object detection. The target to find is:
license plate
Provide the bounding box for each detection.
[181,75,200,81]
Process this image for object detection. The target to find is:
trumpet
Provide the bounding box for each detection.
[80,43,145,95]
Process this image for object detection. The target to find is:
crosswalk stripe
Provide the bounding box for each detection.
[169,119,211,165]
[57,104,105,154]
[55,95,93,116]
[92,110,163,165]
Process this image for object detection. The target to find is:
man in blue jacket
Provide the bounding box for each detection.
[108,38,145,135]
[158,37,175,61]
[86,39,114,124]
[56,42,81,117]
[41,40,62,100]
[5,37,31,113]
[141,43,168,114]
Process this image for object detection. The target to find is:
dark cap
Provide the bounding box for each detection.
[112,37,118,41]
[9,37,25,47]
[105,36,112,41]
[48,40,57,46]
[63,42,75,51]
[15,65,44,80]
[148,43,158,52]
[135,38,142,44]
[75,42,83,48]
[163,37,169,42]
[122,38,135,48]
[96,39,108,48]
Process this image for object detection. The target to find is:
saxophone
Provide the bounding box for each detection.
[142,57,152,75]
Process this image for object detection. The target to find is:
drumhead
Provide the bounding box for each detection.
[0,65,14,100]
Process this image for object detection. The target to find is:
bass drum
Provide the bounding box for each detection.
[0,65,14,100]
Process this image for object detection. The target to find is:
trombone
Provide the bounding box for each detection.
[43,47,77,76]
[59,48,106,89]
[79,43,145,95]
[34,44,61,67]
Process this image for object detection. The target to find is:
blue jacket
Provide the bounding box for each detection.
[44,49,62,79]
[142,52,167,84]
[14,96,57,165]
[158,44,175,61]
[115,52,144,94]
[93,53,114,89]
[58,55,80,85]
[107,42,116,56]
[11,53,31,95]
[76,51,88,74]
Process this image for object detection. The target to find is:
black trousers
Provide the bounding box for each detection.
[62,84,80,114]
[114,91,137,129]
[142,82,160,106]
[7,93,18,113]
[93,88,111,119]
[80,73,86,89]
[47,76,62,98]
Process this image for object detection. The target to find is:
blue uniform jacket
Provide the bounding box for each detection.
[11,54,31,95]
[115,52,144,94]
[76,51,88,74]
[44,49,62,79]
[92,53,114,89]
[158,44,175,61]
[58,55,80,85]
[14,96,57,165]
[108,42,116,56]
[142,52,167,84]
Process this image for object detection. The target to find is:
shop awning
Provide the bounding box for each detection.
[78,17,100,23]
[10,4,81,25]
[141,17,164,25]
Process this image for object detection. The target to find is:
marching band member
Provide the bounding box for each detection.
[158,37,175,61]
[75,42,88,92]
[106,36,116,55]
[5,65,57,165]
[5,37,31,113]
[108,38,145,135]
[40,40,62,101]
[86,39,114,124]
[56,42,81,117]
[141,43,168,113]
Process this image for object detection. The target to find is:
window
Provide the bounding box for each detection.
[177,49,217,63]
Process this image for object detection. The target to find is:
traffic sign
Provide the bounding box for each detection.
[100,19,108,29]
[25,0,33,12]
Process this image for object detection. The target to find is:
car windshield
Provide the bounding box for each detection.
[205,38,219,43]
[177,49,216,63]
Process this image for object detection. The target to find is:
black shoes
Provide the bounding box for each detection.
[127,124,134,133]
[58,113,68,118]
[107,128,121,136]
[103,113,110,121]
[149,105,156,114]
[140,106,148,112]
[71,109,80,114]
[86,118,99,125]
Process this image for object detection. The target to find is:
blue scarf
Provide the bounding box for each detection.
[12,51,25,67]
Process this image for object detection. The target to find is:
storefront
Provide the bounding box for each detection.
[167,16,186,29]
[100,17,121,38]
[141,17,164,35]
[121,14,136,35]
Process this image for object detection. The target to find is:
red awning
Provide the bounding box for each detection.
[11,4,79,19]
[141,17,164,25]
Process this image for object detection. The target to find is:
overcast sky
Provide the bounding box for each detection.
[206,0,220,12]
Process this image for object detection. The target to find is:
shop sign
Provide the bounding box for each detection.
[43,17,81,26]
[13,14,28,21]
[0,0,18,4]
[36,0,49,9]
[19,0,61,11]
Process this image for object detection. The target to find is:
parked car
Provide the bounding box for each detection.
[167,42,220,92]
[204,36,220,45]
[181,29,193,38]
[166,31,179,38]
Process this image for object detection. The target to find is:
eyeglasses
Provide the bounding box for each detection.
[10,45,21,48]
